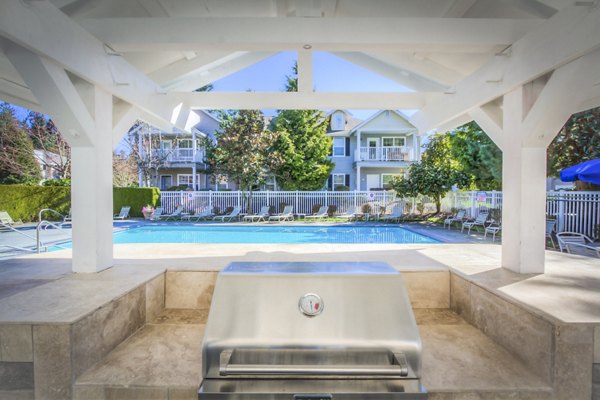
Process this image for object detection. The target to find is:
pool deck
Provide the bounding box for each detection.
[0,222,599,399]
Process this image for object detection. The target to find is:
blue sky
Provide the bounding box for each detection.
[8,51,409,122]
[210,51,410,120]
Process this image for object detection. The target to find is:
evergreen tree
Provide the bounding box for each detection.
[270,63,334,190]
[0,103,40,184]
[205,109,277,210]
[448,122,502,190]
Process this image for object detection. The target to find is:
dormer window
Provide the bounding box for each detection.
[331,111,345,131]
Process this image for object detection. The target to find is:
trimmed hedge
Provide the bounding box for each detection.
[113,187,160,218]
[0,185,160,222]
[0,185,71,222]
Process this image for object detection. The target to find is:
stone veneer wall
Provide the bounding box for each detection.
[450,272,594,400]
[0,273,164,400]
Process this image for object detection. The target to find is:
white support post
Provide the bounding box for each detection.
[356,165,361,191]
[71,87,114,273]
[192,130,197,190]
[501,87,546,274]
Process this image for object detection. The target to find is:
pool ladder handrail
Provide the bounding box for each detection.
[37,209,71,253]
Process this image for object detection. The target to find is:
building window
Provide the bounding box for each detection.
[382,173,404,189]
[331,111,345,131]
[263,176,277,191]
[177,174,201,187]
[177,139,193,149]
[332,173,346,190]
[382,137,405,147]
[216,175,228,191]
[332,137,345,157]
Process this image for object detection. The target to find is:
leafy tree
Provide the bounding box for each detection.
[113,150,138,187]
[26,111,71,180]
[120,121,177,188]
[0,103,40,184]
[547,107,600,189]
[270,63,334,190]
[448,122,502,190]
[391,133,470,213]
[204,109,277,210]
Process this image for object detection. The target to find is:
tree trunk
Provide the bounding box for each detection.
[435,196,441,214]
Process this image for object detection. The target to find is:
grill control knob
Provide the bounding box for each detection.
[298,293,324,317]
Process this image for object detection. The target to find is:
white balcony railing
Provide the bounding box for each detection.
[356,146,413,162]
[152,148,204,163]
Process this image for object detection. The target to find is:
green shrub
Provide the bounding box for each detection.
[113,187,160,217]
[0,185,161,221]
[0,185,70,222]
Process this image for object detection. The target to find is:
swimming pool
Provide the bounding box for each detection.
[109,224,438,245]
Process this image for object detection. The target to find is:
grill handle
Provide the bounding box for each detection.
[219,350,409,377]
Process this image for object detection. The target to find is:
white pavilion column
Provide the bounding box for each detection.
[501,89,547,273]
[71,87,114,273]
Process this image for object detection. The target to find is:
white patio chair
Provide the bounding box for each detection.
[484,222,502,241]
[213,207,241,222]
[113,206,131,220]
[305,206,328,220]
[444,210,466,229]
[268,205,294,222]
[243,206,270,222]
[182,209,213,222]
[337,206,360,221]
[461,212,490,234]
[161,205,184,221]
[149,207,164,221]
[381,206,403,223]
[556,232,596,253]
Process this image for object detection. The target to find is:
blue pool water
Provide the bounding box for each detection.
[108,224,439,245]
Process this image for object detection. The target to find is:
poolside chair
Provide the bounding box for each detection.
[556,232,597,254]
[563,242,600,258]
[305,206,328,220]
[149,207,163,221]
[484,222,502,241]
[381,206,403,223]
[337,206,360,221]
[181,208,213,222]
[545,219,557,249]
[113,206,131,220]
[160,205,184,221]
[243,206,270,223]
[461,211,490,234]
[213,207,241,222]
[0,211,23,228]
[444,210,466,229]
[268,205,294,222]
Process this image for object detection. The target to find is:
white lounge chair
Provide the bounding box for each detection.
[337,206,360,221]
[149,207,164,221]
[556,232,598,254]
[444,210,466,229]
[0,211,23,231]
[269,205,294,222]
[381,206,403,223]
[114,206,131,220]
[181,209,213,222]
[305,206,328,220]
[161,205,184,221]
[213,207,241,222]
[484,222,502,241]
[462,212,490,234]
[243,206,270,222]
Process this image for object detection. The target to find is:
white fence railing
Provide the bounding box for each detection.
[356,146,413,162]
[160,190,600,239]
[441,191,600,239]
[161,191,398,216]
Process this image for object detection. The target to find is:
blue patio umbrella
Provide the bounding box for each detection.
[560,158,600,185]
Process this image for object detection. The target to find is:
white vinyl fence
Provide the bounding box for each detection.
[160,190,600,239]
[442,191,600,239]
[160,190,398,216]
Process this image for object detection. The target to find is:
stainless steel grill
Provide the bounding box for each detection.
[198,262,428,399]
